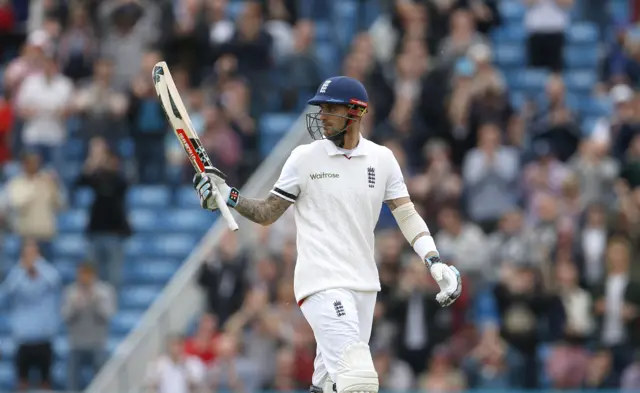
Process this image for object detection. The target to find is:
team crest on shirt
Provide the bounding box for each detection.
[334,300,346,317]
[367,167,375,188]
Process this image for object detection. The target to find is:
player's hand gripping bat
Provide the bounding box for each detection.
[152,61,239,231]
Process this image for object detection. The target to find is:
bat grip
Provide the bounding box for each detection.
[213,184,239,231]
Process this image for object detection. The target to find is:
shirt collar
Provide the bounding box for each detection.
[323,134,370,157]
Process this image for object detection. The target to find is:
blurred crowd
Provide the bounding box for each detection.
[1,0,640,392]
[153,0,640,393]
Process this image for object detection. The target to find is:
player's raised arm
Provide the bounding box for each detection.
[383,151,462,307]
[193,148,301,226]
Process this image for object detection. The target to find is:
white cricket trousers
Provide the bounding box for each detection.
[299,288,377,387]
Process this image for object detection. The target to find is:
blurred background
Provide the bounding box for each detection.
[1,0,640,392]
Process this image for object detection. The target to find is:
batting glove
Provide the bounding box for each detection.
[425,255,462,307]
[193,166,239,210]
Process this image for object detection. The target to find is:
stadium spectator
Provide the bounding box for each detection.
[0,94,12,172]
[128,49,168,184]
[524,0,573,71]
[387,259,454,375]
[14,52,73,174]
[206,333,260,392]
[592,236,640,376]
[0,239,60,390]
[197,231,247,325]
[56,5,99,82]
[462,122,520,232]
[72,58,130,152]
[62,262,116,390]
[183,313,221,365]
[622,351,640,390]
[144,335,206,393]
[76,138,131,289]
[5,151,64,260]
[461,333,524,389]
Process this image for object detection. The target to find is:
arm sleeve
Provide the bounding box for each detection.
[384,149,409,201]
[270,150,301,203]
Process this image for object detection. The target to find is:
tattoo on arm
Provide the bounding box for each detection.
[234,193,292,226]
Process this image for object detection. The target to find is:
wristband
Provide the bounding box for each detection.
[413,235,439,265]
[228,187,240,207]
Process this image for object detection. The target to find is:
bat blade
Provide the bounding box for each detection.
[152,61,239,232]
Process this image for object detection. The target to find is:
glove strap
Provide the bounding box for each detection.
[228,187,240,207]
[425,255,442,268]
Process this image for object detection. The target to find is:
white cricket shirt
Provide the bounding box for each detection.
[271,135,409,303]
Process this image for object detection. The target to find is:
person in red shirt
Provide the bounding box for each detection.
[0,95,13,167]
[183,313,221,365]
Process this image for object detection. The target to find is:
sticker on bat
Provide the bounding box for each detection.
[176,129,205,172]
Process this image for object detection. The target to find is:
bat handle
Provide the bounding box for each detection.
[213,185,239,231]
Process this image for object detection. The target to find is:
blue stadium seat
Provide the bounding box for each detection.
[176,186,200,208]
[119,285,162,309]
[491,25,526,43]
[315,42,341,79]
[3,235,20,258]
[57,209,88,233]
[124,259,179,285]
[64,138,84,160]
[55,258,78,282]
[0,361,15,390]
[333,0,358,46]
[0,318,8,336]
[567,22,599,44]
[498,1,525,21]
[259,113,298,157]
[165,209,213,232]
[494,44,526,67]
[125,235,149,258]
[53,235,87,259]
[52,361,66,388]
[129,209,160,232]
[564,46,600,68]
[54,336,69,360]
[508,69,550,94]
[0,339,14,360]
[125,235,197,258]
[564,71,597,93]
[2,160,21,179]
[110,311,141,335]
[118,138,135,159]
[74,187,94,208]
[127,186,170,208]
[153,235,198,258]
[509,91,528,110]
[314,21,333,42]
[227,1,244,19]
[576,96,613,117]
[582,116,600,136]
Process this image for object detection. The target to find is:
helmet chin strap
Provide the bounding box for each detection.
[326,117,352,148]
[327,129,348,148]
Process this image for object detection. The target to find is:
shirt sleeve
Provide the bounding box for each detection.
[384,149,409,201]
[270,150,300,203]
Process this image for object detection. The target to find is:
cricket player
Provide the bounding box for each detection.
[193,76,462,393]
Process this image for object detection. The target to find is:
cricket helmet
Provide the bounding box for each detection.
[306,76,369,148]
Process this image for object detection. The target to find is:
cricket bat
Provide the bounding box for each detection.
[151,61,239,232]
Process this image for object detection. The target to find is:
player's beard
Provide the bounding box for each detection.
[322,118,347,138]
